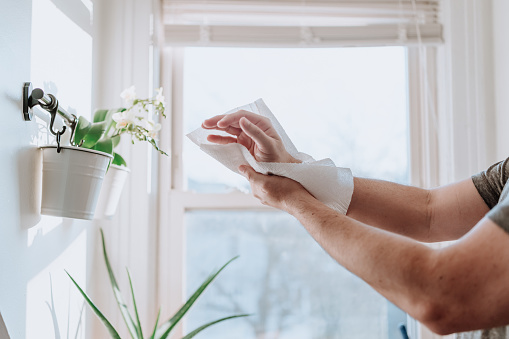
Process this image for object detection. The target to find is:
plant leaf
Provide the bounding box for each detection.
[81,121,108,148]
[150,309,161,339]
[112,153,127,167]
[93,138,114,156]
[104,109,123,136]
[156,256,239,339]
[93,109,110,123]
[73,116,91,146]
[127,269,144,339]
[181,314,251,339]
[112,134,121,148]
[66,271,121,339]
[100,229,140,339]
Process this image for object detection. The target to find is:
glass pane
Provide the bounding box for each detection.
[186,211,406,339]
[183,47,409,193]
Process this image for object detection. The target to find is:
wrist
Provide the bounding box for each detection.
[283,191,315,215]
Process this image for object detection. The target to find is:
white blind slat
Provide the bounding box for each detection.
[163,0,442,47]
[165,23,441,47]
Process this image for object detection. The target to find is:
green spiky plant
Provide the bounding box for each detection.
[66,229,249,338]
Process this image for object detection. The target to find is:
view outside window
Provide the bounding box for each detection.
[183,47,409,338]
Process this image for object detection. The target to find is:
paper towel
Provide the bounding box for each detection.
[187,99,354,214]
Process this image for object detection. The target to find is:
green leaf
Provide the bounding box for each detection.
[104,109,124,136]
[112,153,127,167]
[100,229,140,339]
[127,269,144,339]
[81,121,108,148]
[150,310,161,339]
[93,109,110,123]
[73,116,91,146]
[112,135,121,148]
[181,314,251,339]
[156,256,239,339]
[66,271,121,339]
[93,138,114,156]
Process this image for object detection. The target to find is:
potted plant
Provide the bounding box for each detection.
[39,144,113,220]
[67,229,248,338]
[39,86,166,220]
[74,86,167,219]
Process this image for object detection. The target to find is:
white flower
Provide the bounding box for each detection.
[120,86,136,105]
[112,109,136,129]
[155,87,165,106]
[132,102,146,117]
[143,119,162,138]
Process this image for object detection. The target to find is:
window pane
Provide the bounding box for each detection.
[183,47,409,193]
[182,46,410,338]
[186,211,406,339]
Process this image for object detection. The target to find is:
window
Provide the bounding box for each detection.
[158,3,441,339]
[170,46,409,338]
[183,47,409,192]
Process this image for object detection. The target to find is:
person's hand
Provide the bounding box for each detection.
[238,165,314,212]
[202,110,300,163]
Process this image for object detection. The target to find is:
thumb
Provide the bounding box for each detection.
[239,117,273,148]
[238,165,259,182]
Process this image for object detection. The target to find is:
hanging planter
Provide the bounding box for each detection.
[22,83,167,220]
[40,146,113,220]
[94,164,130,219]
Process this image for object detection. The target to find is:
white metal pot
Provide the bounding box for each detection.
[94,164,130,219]
[40,146,113,220]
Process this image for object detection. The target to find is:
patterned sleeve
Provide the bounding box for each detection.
[471,158,509,209]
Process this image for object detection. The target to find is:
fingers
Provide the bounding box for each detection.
[202,111,261,129]
[202,125,242,137]
[217,110,269,129]
[239,117,273,147]
[238,165,262,182]
[202,114,226,129]
[207,134,238,145]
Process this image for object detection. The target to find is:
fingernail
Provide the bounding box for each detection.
[238,166,246,173]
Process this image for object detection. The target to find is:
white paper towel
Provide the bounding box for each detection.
[187,99,354,214]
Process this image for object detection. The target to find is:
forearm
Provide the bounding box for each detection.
[346,178,489,242]
[347,177,432,241]
[286,196,439,323]
[240,165,508,334]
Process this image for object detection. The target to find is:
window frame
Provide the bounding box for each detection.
[157,45,439,338]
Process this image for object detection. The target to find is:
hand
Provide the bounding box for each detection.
[202,110,300,163]
[238,165,314,213]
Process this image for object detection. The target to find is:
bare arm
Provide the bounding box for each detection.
[240,166,509,335]
[203,111,489,242]
[347,178,490,242]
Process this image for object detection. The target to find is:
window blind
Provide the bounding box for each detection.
[162,0,442,47]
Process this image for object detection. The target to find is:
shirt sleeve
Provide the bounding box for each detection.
[471,158,509,209]
[486,196,509,234]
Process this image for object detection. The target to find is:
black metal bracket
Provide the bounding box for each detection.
[22,82,77,152]
[22,82,34,121]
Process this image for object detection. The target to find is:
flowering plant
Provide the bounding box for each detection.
[72,86,167,167]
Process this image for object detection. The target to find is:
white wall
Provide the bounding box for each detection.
[492,0,509,161]
[435,0,496,186]
[0,0,95,338]
[0,0,161,337]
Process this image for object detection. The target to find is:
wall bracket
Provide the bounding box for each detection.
[22,82,78,150]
